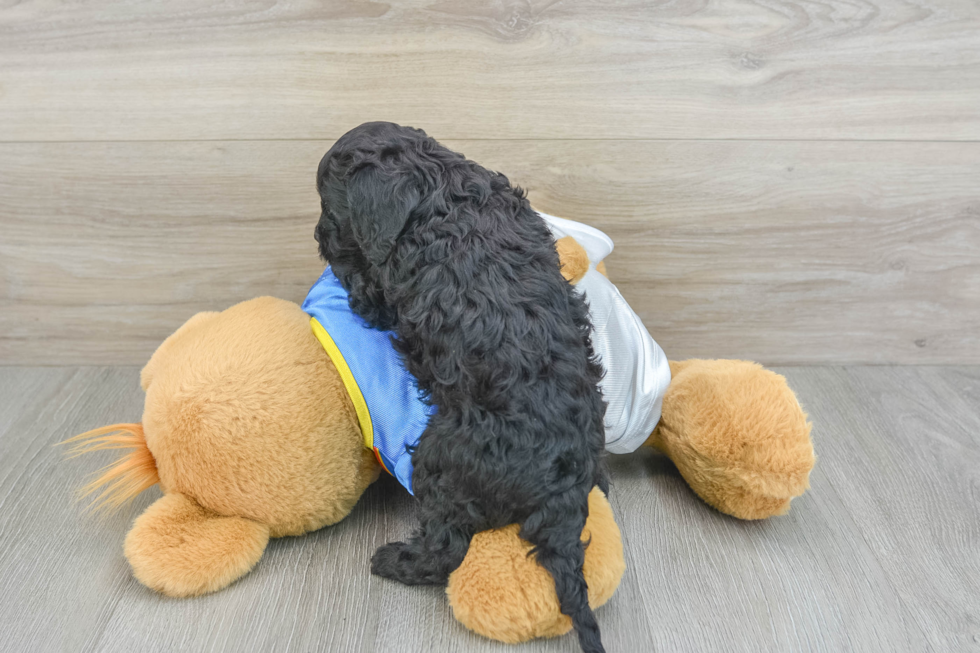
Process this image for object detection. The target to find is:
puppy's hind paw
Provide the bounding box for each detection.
[371,541,412,581]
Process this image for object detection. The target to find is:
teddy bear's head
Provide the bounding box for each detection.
[138,296,378,536]
[69,296,378,596]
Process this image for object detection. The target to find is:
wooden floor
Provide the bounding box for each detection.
[1,365,977,653]
[2,0,979,366]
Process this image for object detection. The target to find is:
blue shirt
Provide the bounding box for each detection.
[302,267,434,494]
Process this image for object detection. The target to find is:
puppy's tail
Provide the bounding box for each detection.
[60,423,159,512]
[524,514,606,653]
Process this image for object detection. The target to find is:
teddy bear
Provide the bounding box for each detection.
[67,219,814,646]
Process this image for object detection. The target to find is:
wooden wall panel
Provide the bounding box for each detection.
[0,0,978,141]
[2,139,977,365]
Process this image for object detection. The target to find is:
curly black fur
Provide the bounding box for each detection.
[315,122,609,653]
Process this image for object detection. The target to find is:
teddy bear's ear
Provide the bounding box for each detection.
[555,236,591,284]
[140,311,220,391]
[124,493,270,597]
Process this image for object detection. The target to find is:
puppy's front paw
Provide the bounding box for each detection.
[371,541,411,581]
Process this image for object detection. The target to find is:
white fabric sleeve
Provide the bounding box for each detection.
[539,210,671,455]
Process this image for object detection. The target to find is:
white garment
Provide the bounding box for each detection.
[541,212,672,454]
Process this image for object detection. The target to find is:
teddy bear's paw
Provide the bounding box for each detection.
[649,359,815,520]
[124,493,270,597]
[446,488,623,644]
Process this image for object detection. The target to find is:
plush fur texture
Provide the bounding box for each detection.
[64,423,159,511]
[555,236,591,284]
[647,359,814,519]
[447,487,624,644]
[125,492,270,597]
[316,122,609,652]
[139,296,380,537]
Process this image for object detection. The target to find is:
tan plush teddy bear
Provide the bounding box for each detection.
[67,227,814,646]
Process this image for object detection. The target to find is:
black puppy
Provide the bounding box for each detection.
[315,122,609,653]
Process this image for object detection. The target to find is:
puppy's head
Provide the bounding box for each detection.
[315,122,441,273]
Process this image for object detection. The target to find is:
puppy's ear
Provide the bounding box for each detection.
[346,164,420,266]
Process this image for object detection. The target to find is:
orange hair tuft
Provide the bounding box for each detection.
[61,423,159,512]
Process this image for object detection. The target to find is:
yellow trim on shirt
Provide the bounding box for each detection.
[310,317,374,450]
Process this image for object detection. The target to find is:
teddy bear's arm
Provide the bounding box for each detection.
[124,493,270,597]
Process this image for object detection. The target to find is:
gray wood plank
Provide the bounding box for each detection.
[606,448,931,653]
[2,366,978,652]
[3,140,978,366]
[1,0,978,141]
[779,366,980,653]
[0,367,147,653]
